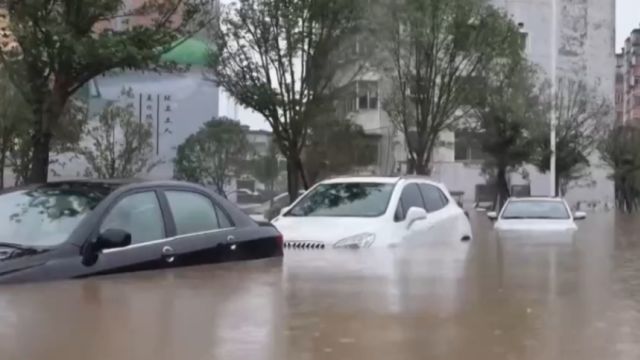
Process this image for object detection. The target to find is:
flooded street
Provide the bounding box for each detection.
[1,212,640,360]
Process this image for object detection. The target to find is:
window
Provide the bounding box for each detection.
[518,31,529,52]
[356,81,378,110]
[101,192,165,245]
[165,191,225,235]
[634,95,640,106]
[399,183,425,217]
[418,184,448,212]
[287,182,394,218]
[454,130,485,161]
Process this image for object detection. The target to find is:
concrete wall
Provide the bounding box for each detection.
[47,69,220,182]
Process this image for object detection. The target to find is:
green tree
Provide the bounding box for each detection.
[213,0,363,201]
[304,117,378,184]
[472,61,545,209]
[247,139,284,200]
[534,78,612,195]
[78,103,156,179]
[0,68,29,188]
[0,0,209,184]
[173,118,250,197]
[3,90,87,186]
[599,125,640,213]
[378,0,525,175]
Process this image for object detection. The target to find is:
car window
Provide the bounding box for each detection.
[418,184,448,212]
[399,183,426,216]
[287,183,394,217]
[100,192,165,245]
[166,191,225,235]
[215,206,233,228]
[0,187,110,247]
[501,200,570,220]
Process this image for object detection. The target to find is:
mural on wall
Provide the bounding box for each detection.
[116,86,178,156]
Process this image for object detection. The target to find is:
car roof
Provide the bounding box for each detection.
[1,178,209,195]
[320,175,443,186]
[508,197,565,202]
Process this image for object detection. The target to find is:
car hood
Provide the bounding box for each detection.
[496,219,577,231]
[271,216,385,247]
[0,249,51,278]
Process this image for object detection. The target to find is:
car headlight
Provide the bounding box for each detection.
[333,233,376,249]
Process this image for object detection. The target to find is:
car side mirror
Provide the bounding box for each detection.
[573,211,587,221]
[96,229,132,251]
[487,212,498,221]
[406,207,427,229]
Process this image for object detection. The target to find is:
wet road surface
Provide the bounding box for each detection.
[1,212,640,359]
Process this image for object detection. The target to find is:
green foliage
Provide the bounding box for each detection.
[0,0,211,183]
[246,139,284,195]
[78,103,156,179]
[0,69,30,188]
[599,126,640,213]
[304,117,378,184]
[470,60,545,207]
[534,78,612,194]
[378,0,525,174]
[173,118,250,196]
[213,0,363,197]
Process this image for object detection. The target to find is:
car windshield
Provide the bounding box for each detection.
[501,200,570,220]
[286,182,394,217]
[0,186,110,247]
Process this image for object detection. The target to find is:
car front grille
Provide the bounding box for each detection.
[284,241,326,250]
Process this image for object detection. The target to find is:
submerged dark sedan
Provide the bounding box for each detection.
[0,179,283,284]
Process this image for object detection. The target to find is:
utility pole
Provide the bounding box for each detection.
[549,0,558,197]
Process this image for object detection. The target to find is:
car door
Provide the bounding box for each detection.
[417,183,452,242]
[74,190,171,278]
[160,190,238,267]
[396,182,435,243]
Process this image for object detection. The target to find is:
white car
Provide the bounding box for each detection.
[488,197,586,235]
[271,176,472,249]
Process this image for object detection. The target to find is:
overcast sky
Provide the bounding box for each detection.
[617,0,638,49]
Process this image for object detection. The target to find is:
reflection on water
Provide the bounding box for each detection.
[1,212,640,359]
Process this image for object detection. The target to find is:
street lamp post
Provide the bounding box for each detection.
[549,0,558,197]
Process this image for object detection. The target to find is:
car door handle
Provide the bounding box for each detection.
[227,235,235,242]
[162,246,175,263]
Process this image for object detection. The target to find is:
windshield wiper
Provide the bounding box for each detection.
[0,243,45,261]
[0,242,34,251]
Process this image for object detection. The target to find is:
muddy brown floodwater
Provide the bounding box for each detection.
[1,212,640,360]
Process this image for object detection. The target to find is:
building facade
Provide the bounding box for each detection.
[348,0,616,206]
[616,28,640,126]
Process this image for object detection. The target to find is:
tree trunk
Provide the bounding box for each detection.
[27,83,68,184]
[296,156,309,190]
[286,155,301,203]
[0,127,8,190]
[0,142,5,190]
[495,166,510,211]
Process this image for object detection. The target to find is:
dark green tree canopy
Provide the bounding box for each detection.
[173,118,250,197]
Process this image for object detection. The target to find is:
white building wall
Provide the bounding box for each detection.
[427,0,616,205]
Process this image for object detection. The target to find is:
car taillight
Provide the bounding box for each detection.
[275,233,284,249]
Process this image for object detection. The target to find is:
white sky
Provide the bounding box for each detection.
[617,0,638,50]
